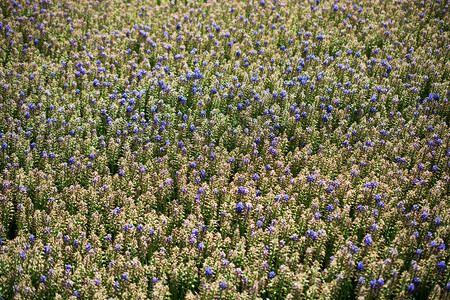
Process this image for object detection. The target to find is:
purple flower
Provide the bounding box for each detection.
[94,277,101,286]
[356,261,365,271]
[139,165,146,174]
[364,181,377,189]
[43,245,52,254]
[111,207,121,216]
[437,261,447,272]
[434,217,441,226]
[123,224,132,232]
[40,275,47,283]
[326,204,334,212]
[235,202,244,214]
[268,271,276,279]
[237,186,248,195]
[364,234,373,246]
[121,272,129,281]
[197,242,205,251]
[219,281,227,290]
[420,212,429,221]
[205,267,213,278]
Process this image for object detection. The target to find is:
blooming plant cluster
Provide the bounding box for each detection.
[0,0,449,299]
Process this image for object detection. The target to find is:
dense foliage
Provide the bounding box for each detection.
[0,0,449,299]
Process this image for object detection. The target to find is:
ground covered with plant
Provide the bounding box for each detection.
[0,0,449,299]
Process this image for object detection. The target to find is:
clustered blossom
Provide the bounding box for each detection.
[0,0,448,299]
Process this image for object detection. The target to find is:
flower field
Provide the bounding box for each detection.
[0,0,449,298]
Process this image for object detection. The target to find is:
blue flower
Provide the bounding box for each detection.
[219,281,227,290]
[237,186,248,195]
[437,261,447,272]
[356,261,365,271]
[326,204,334,212]
[420,212,429,221]
[121,272,129,281]
[94,277,101,286]
[68,157,76,165]
[364,234,373,246]
[43,245,52,254]
[434,217,441,226]
[307,175,315,182]
[235,202,244,214]
[205,267,213,278]
[197,242,205,251]
[268,271,276,279]
[139,165,146,174]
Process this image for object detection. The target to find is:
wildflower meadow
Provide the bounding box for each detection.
[0,0,449,299]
